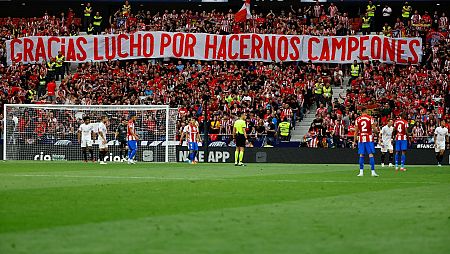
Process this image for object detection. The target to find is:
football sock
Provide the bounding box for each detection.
[369,157,375,171]
[401,154,405,168]
[235,150,239,164]
[359,156,364,170]
[395,153,399,166]
[239,151,244,163]
[389,153,393,164]
[192,151,197,161]
[99,151,103,161]
[436,153,440,163]
[89,149,94,160]
[130,149,137,160]
[128,149,132,159]
[439,154,444,163]
[82,149,87,161]
[381,153,386,164]
[120,150,123,159]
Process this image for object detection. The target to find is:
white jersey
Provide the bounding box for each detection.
[434,126,448,143]
[97,122,107,141]
[78,123,94,140]
[381,125,394,143]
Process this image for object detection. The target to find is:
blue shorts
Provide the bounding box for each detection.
[358,142,375,155]
[188,142,199,151]
[128,140,137,150]
[395,140,408,151]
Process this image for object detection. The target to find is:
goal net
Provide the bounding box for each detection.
[3,104,178,162]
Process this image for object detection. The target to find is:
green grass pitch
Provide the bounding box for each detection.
[0,162,449,254]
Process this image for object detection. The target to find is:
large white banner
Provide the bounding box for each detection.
[6,32,422,65]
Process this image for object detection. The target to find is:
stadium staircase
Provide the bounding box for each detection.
[55,62,78,89]
[291,78,349,141]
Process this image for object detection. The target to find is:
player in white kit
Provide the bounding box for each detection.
[97,116,109,164]
[78,116,95,162]
[434,120,449,167]
[379,119,394,167]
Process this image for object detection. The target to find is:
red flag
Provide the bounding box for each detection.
[235,0,251,23]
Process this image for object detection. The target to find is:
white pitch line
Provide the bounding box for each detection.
[3,174,444,184]
[8,174,190,180]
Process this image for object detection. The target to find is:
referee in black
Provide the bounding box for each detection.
[115,118,128,162]
[233,112,248,166]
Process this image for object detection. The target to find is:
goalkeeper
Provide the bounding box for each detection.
[115,118,128,161]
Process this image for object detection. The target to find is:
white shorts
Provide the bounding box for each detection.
[380,141,393,153]
[81,139,93,148]
[435,141,445,153]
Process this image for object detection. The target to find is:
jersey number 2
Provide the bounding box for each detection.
[361,121,368,132]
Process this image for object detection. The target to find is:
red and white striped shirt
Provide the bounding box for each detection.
[329,6,338,17]
[220,119,233,135]
[231,107,240,115]
[183,124,199,143]
[333,120,345,137]
[340,16,350,29]
[394,119,408,141]
[127,120,137,141]
[281,108,293,119]
[412,126,424,140]
[316,107,327,117]
[313,5,322,18]
[356,114,374,142]
[307,131,319,148]
[221,19,232,33]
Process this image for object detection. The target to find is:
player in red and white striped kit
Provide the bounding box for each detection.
[127,114,139,164]
[354,112,379,177]
[393,114,409,171]
[179,118,201,164]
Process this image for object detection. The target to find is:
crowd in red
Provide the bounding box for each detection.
[0,2,353,39]
[305,58,450,148]
[0,1,449,147]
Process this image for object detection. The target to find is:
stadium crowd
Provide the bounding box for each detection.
[1,0,449,148]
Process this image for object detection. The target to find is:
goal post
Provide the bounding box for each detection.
[3,103,6,162]
[3,104,178,162]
